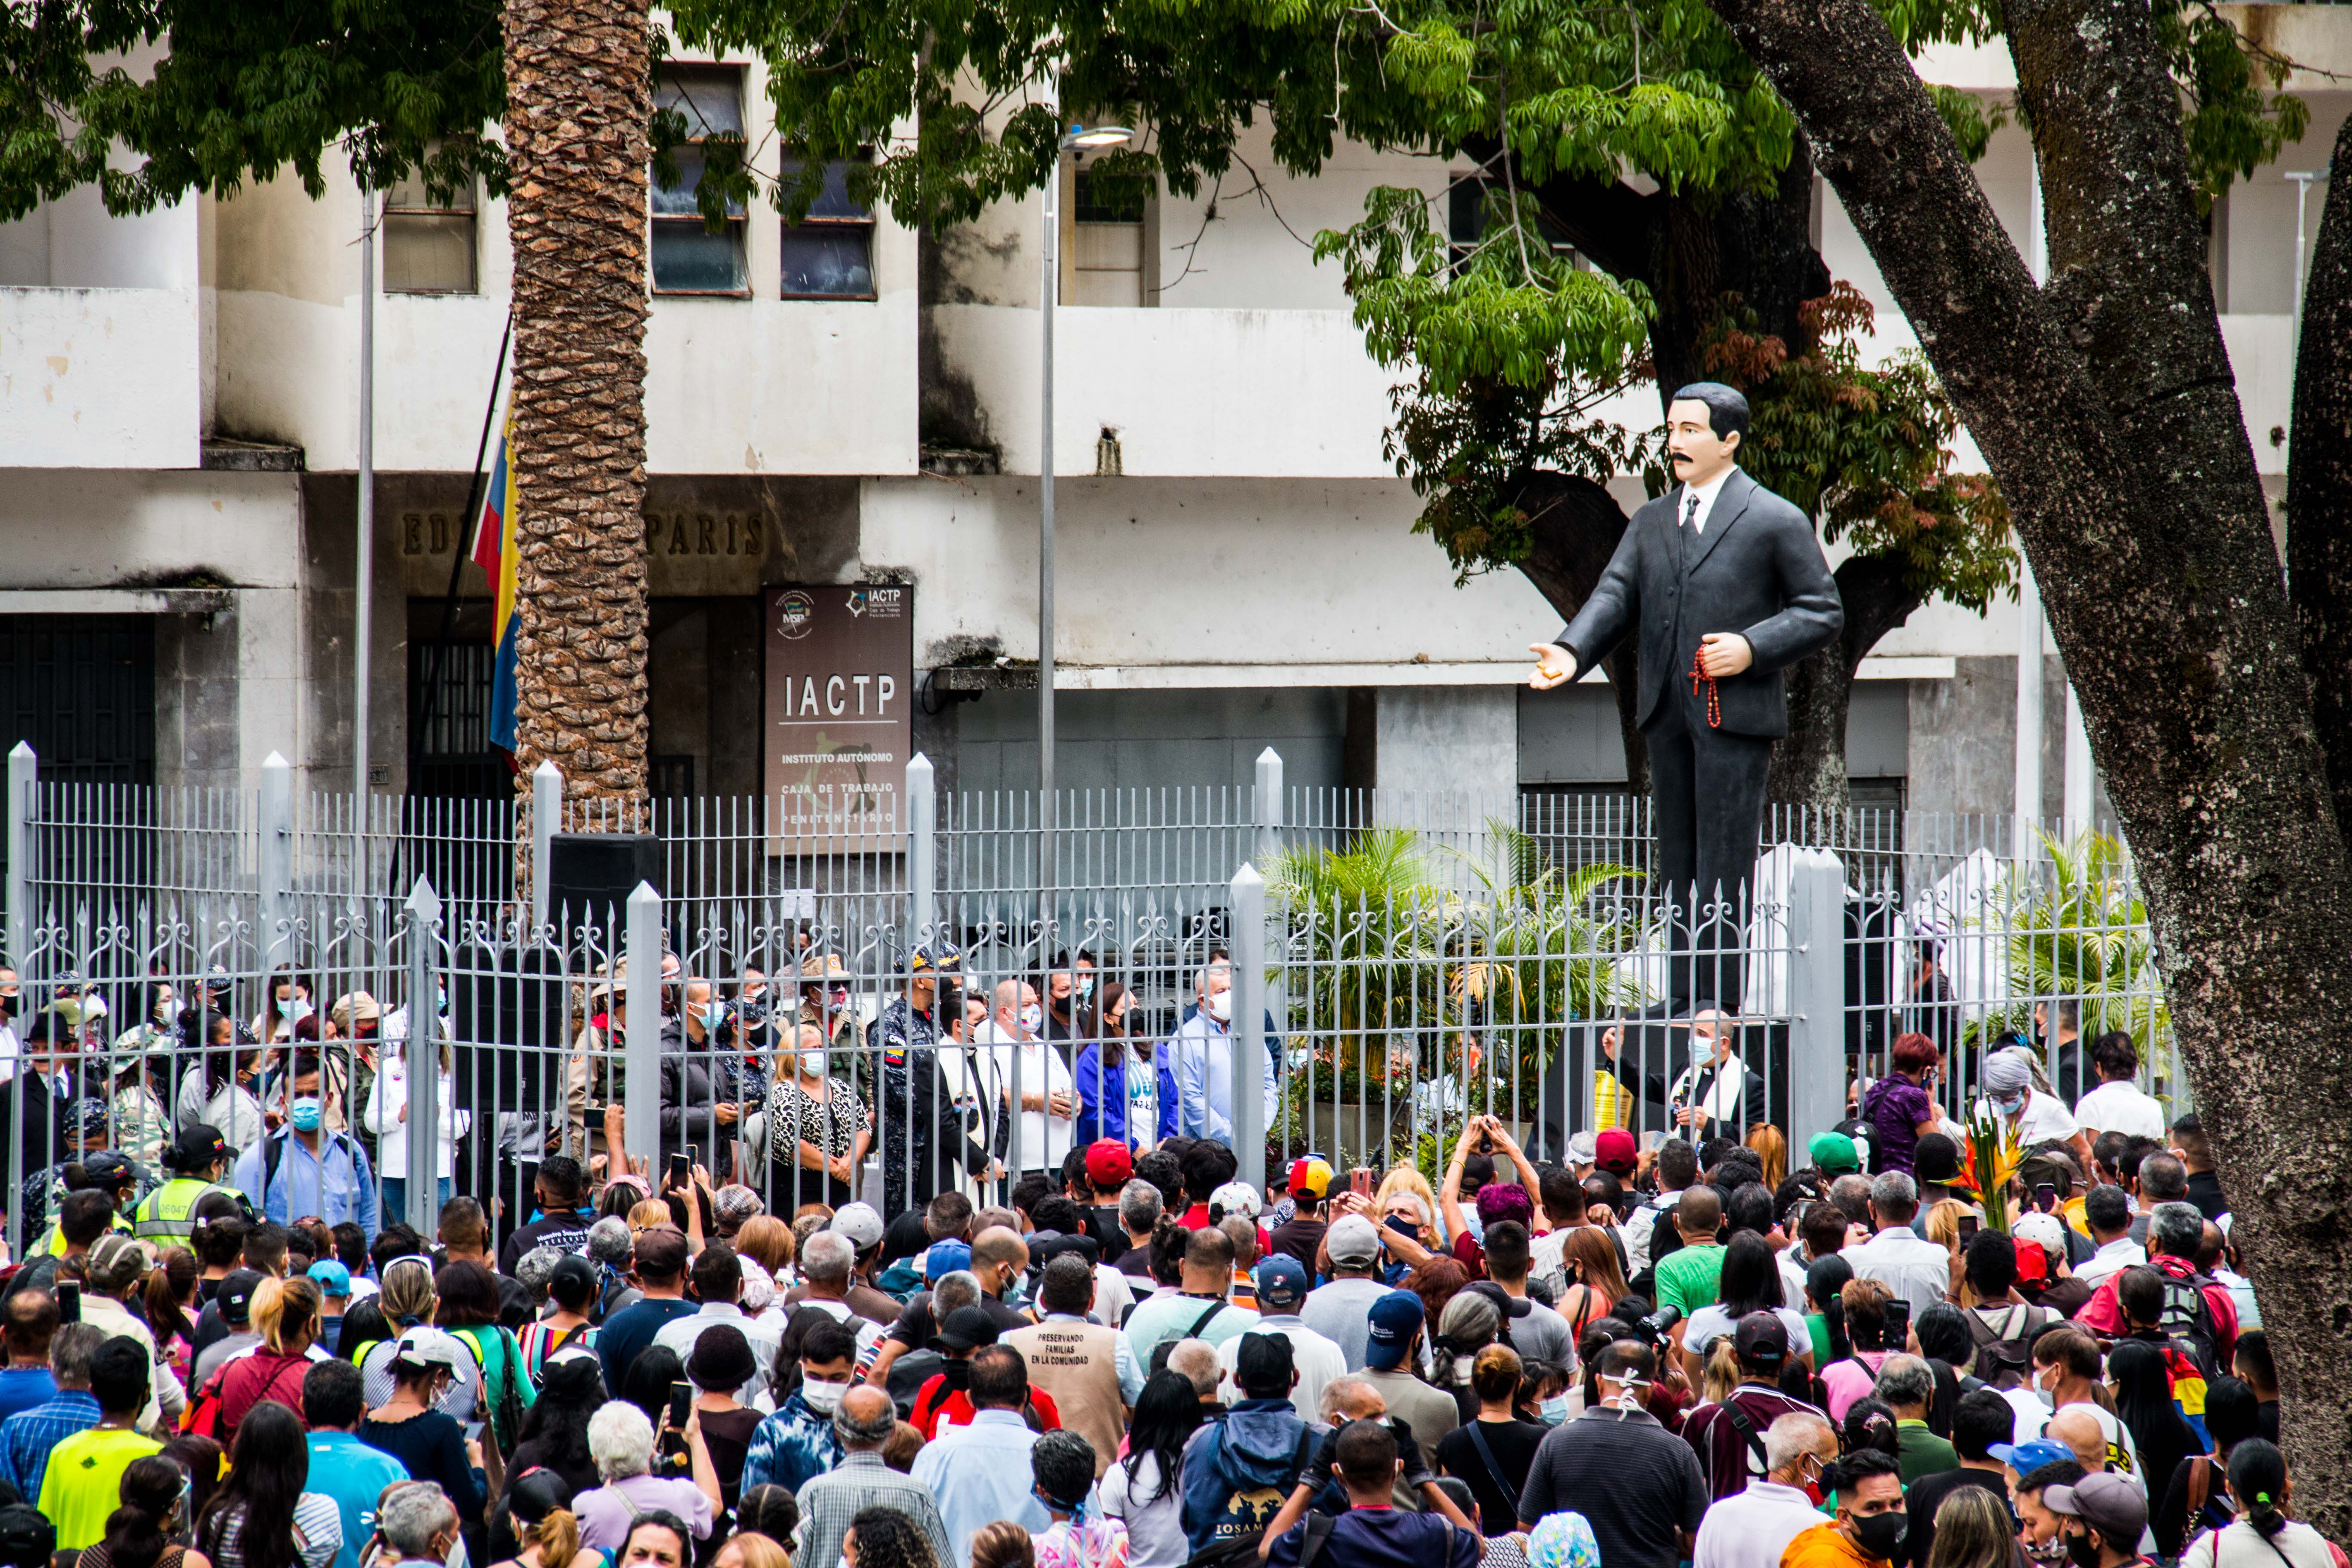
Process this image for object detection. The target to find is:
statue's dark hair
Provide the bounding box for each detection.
[1670,381,1751,440]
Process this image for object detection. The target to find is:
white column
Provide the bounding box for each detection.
[2015,565,2045,832]
[2064,684,2093,835]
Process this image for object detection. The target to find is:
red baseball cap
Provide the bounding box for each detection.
[1287,1157,1334,1200]
[1594,1128,1639,1174]
[1084,1139,1133,1187]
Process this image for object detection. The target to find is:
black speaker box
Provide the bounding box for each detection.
[547,832,661,924]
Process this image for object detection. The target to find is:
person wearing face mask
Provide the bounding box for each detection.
[1974,1051,2095,1174]
[1778,1449,1908,1568]
[233,1052,380,1240]
[359,1330,493,1548]
[740,1321,856,1490]
[1692,1410,1839,1568]
[1041,951,1098,1063]
[763,1022,872,1207]
[974,978,1080,1178]
[360,1038,468,1223]
[2043,1473,2156,1568]
[1166,964,1278,1152]
[256,973,317,1047]
[1516,1339,1706,1568]
[658,980,745,1175]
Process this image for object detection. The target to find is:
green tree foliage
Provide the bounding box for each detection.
[0,0,502,221]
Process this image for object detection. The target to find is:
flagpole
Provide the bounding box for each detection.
[356,184,376,805]
[412,307,517,785]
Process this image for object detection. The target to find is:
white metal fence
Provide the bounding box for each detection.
[0,741,2171,1255]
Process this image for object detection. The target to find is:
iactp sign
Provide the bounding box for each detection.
[763,584,913,850]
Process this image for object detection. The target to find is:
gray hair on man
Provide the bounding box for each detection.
[1120,1178,1164,1234]
[833,1383,898,1449]
[1194,962,1230,998]
[1868,1170,1920,1222]
[1872,1354,1936,1411]
[49,1323,104,1388]
[801,1231,854,1286]
[378,1482,460,1556]
[2151,1200,2206,1260]
[1763,1411,1837,1475]
[1166,1338,1222,1399]
[931,1270,982,1319]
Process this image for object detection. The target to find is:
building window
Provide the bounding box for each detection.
[383,157,477,294]
[1449,175,1582,276]
[779,159,876,300]
[1072,168,1146,307]
[652,66,749,295]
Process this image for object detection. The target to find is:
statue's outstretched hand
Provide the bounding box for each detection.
[1528,643,1577,690]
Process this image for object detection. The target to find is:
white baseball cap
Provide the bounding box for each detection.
[390,1326,470,1373]
[831,1201,885,1250]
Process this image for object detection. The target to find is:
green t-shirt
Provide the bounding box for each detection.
[1652,1243,1727,1317]
[1805,1311,1832,1365]
[40,1427,162,1549]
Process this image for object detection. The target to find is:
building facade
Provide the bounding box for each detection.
[0,14,2337,821]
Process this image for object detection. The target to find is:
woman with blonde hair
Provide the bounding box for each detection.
[712,1536,791,1568]
[1374,1166,1446,1247]
[1553,1227,1629,1338]
[218,1276,321,1446]
[1743,1124,1787,1190]
[357,1258,481,1418]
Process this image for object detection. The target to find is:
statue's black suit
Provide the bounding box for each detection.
[1555,468,1843,1010]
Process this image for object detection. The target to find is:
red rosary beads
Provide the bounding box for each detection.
[1688,650,1723,728]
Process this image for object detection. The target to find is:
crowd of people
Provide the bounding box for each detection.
[0,953,2330,1568]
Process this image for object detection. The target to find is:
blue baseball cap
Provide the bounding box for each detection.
[1365,1289,1425,1370]
[1253,1255,1309,1310]
[307,1260,353,1298]
[1991,1439,2073,1476]
[925,1239,973,1281]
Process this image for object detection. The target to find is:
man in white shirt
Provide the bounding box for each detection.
[1692,1410,1839,1568]
[653,1243,784,1410]
[2072,1035,2168,1140]
[1977,1048,2094,1170]
[1843,1171,1951,1319]
[972,978,1076,1177]
[2071,1185,2146,1289]
[1215,1256,1344,1418]
[1166,963,1277,1149]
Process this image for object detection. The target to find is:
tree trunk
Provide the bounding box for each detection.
[1702,0,2352,1528]
[503,0,654,828]
[2288,112,2352,842]
[1767,554,1922,814]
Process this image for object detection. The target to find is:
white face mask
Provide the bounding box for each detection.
[1206,990,1232,1023]
[800,1375,848,1412]
[1020,1003,1044,1033]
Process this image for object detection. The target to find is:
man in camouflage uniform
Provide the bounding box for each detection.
[870,946,1002,1217]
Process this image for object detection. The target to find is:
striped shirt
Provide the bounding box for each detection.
[0,1389,98,1501]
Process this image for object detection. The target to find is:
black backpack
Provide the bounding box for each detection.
[2154,1271,2223,1380]
[1965,1303,2053,1389]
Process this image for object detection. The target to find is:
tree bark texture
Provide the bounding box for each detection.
[2288,112,2352,842]
[504,0,653,815]
[1703,0,2352,1527]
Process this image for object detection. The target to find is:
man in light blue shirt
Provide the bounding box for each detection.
[1168,964,1277,1147]
[910,1345,1054,1568]
[232,1054,379,1238]
[298,1360,408,1568]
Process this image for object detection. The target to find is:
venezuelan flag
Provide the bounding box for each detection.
[472,418,521,755]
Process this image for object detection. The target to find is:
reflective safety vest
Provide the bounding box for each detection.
[130,1177,247,1242]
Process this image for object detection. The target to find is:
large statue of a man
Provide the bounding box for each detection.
[1528,383,1843,1012]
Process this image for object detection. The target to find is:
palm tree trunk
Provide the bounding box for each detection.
[503,0,654,840]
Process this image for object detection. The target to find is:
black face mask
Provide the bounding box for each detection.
[1850,1512,1908,1563]
[942,1358,972,1391]
[2064,1530,2103,1568]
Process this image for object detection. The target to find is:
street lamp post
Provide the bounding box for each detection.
[1039,121,1131,937]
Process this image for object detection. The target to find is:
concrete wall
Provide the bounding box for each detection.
[0,287,202,468]
[950,686,1347,793]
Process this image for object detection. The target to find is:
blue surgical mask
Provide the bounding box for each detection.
[700,1002,728,1031]
[289,1097,324,1132]
[1994,1094,2026,1117]
[1539,1394,1571,1427]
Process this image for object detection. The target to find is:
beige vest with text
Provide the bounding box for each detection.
[1006,1318,1126,1476]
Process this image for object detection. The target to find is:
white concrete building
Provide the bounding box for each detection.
[0,16,2337,818]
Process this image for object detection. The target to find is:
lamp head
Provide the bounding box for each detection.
[1061,123,1134,150]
